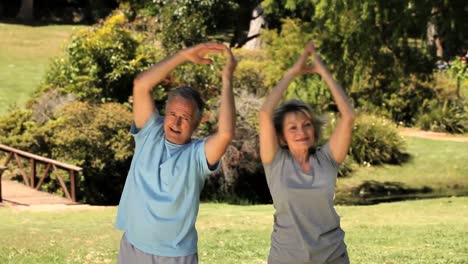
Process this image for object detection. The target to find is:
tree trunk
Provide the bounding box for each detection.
[16,0,34,23]
[244,4,266,50]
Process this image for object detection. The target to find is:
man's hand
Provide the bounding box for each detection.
[181,42,225,64]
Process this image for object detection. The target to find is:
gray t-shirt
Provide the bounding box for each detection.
[264,143,348,264]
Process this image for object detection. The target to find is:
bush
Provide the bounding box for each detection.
[349,114,408,165]
[38,13,159,103]
[201,91,271,204]
[355,78,437,125]
[157,2,207,54]
[0,108,43,153]
[43,102,134,204]
[417,98,467,133]
[0,102,133,205]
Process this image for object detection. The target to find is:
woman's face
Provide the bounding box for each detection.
[281,111,315,151]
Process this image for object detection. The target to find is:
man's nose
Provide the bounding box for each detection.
[175,117,182,126]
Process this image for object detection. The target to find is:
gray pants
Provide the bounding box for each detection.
[118,233,198,264]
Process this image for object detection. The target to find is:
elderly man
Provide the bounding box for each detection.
[116,42,237,264]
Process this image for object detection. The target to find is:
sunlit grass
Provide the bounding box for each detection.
[0,197,466,263]
[336,137,468,203]
[0,23,87,114]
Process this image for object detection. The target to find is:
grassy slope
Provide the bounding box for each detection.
[0,197,466,264]
[336,137,468,203]
[0,23,86,114]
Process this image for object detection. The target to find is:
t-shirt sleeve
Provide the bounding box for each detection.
[194,139,221,180]
[263,149,286,178]
[130,110,164,146]
[317,142,339,169]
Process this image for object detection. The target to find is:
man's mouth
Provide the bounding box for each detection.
[170,127,181,134]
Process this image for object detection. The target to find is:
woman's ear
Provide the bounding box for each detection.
[279,136,287,147]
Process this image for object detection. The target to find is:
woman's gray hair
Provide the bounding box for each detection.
[273,99,323,148]
[166,86,205,125]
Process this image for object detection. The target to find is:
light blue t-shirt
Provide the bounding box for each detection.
[115,111,218,257]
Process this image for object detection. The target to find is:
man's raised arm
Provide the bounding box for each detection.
[133,43,225,128]
[205,45,237,166]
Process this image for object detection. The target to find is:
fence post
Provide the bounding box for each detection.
[0,166,7,203]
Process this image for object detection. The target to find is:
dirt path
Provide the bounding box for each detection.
[399,128,468,142]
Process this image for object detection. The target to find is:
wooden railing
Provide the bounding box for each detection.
[0,144,82,203]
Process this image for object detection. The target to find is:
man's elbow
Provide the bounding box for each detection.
[133,77,150,94]
[219,130,235,143]
[343,109,356,124]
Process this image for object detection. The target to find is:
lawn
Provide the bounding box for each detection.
[0,197,466,263]
[336,137,468,204]
[0,23,86,114]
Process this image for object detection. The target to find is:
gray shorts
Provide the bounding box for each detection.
[118,233,198,264]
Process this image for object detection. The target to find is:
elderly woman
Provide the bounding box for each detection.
[259,42,355,264]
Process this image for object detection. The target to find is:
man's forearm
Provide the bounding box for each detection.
[134,51,187,92]
[217,75,236,137]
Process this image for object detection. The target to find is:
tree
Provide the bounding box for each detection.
[16,0,34,22]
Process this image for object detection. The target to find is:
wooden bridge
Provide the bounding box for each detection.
[0,144,82,206]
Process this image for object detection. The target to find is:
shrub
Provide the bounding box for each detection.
[38,13,159,103]
[157,2,207,54]
[44,102,134,204]
[417,98,467,133]
[201,91,271,204]
[349,114,408,165]
[0,108,43,153]
[0,102,133,204]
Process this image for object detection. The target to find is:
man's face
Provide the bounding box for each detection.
[164,96,198,144]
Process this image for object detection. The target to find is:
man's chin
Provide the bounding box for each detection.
[166,135,188,145]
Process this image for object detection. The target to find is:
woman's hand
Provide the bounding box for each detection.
[290,41,327,76]
[181,42,225,64]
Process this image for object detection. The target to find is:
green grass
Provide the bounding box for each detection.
[336,137,468,203]
[0,23,86,114]
[0,197,467,263]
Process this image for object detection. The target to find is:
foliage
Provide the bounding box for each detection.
[118,0,240,52]
[201,91,271,204]
[262,19,332,113]
[448,57,468,82]
[157,2,208,53]
[38,13,159,104]
[42,102,134,204]
[417,98,467,133]
[261,1,451,126]
[447,56,468,97]
[0,107,43,153]
[349,114,407,165]
[0,102,133,205]
[231,50,269,97]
